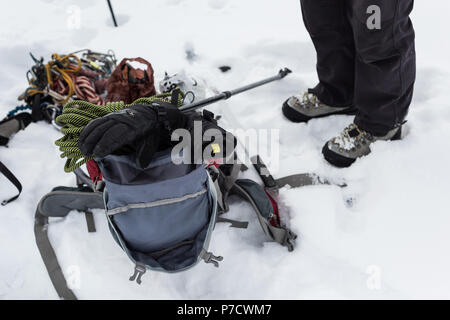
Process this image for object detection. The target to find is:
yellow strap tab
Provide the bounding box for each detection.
[88,60,101,70]
[211,143,221,154]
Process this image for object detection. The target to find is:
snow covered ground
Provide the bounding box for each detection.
[1,0,450,299]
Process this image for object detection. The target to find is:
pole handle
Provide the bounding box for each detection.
[278,68,292,78]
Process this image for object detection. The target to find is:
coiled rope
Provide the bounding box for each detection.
[73,75,104,105]
[27,53,82,103]
[55,93,184,172]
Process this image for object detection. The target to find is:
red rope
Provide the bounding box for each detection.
[73,75,104,105]
[51,75,105,105]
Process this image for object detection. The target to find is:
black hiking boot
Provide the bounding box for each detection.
[282,91,356,123]
[322,123,403,168]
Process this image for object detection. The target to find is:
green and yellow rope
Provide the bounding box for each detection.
[55,93,184,172]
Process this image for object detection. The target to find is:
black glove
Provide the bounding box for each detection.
[79,102,188,168]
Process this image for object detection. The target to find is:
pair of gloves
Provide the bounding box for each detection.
[79,102,235,168]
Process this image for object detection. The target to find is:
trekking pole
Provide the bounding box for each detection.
[106,0,118,27]
[179,68,292,113]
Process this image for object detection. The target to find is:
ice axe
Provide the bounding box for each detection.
[179,68,292,113]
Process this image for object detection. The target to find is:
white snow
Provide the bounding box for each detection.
[1,0,450,299]
[126,60,148,71]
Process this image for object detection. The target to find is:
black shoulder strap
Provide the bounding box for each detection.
[0,161,22,206]
[31,93,44,122]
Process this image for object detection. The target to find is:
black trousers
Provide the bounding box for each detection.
[300,0,415,135]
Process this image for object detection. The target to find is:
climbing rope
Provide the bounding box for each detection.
[5,105,32,118]
[2,102,54,121]
[72,75,104,105]
[55,93,184,172]
[26,53,82,104]
[45,53,82,104]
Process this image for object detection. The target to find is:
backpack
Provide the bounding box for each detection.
[34,148,303,299]
[97,150,220,282]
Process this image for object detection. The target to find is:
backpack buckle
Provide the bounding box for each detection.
[200,249,223,268]
[284,229,298,252]
[93,177,105,192]
[129,262,147,285]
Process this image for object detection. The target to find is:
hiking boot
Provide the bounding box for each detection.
[322,123,402,168]
[282,91,356,123]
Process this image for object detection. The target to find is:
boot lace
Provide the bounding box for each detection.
[293,91,320,108]
[301,92,319,107]
[332,123,372,151]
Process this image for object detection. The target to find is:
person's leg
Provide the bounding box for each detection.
[321,0,415,168]
[348,0,416,135]
[282,0,357,123]
[301,0,356,108]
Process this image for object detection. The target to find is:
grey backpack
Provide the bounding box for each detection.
[34,151,304,299]
[97,150,220,284]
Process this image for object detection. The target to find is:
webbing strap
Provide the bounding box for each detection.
[0,161,22,206]
[213,177,225,213]
[275,173,318,189]
[31,93,44,122]
[84,210,96,233]
[34,207,77,300]
[216,216,249,229]
[275,173,345,189]
[219,164,242,212]
[33,189,104,300]
[171,88,181,106]
[231,182,296,251]
[74,168,95,190]
[225,164,241,190]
